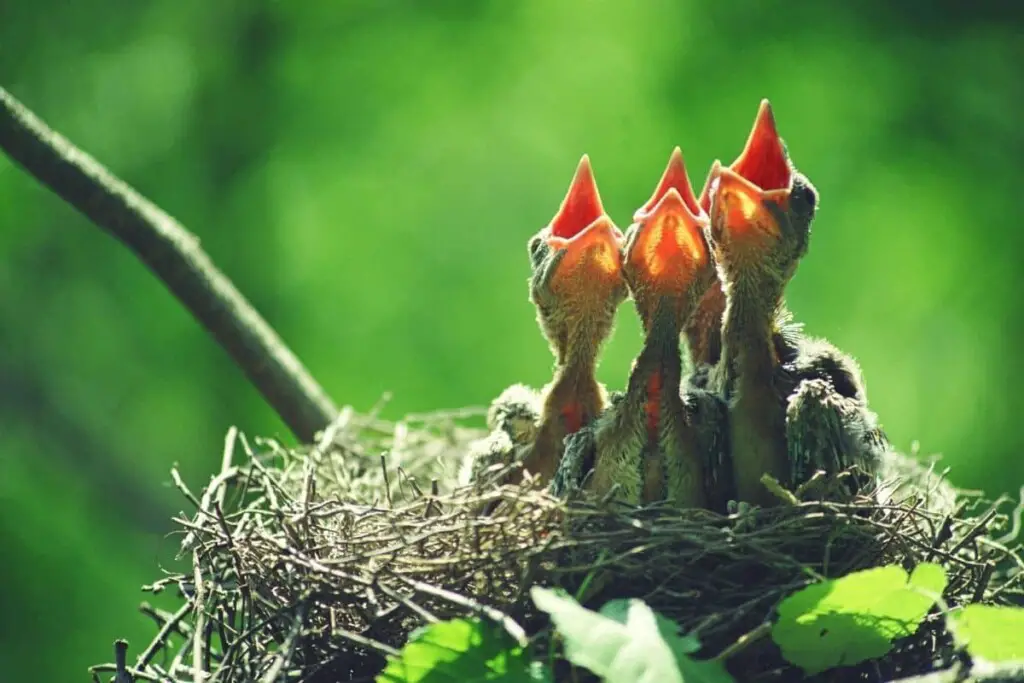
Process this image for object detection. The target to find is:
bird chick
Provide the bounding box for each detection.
[685,105,817,373]
[459,383,540,486]
[683,117,782,371]
[555,149,722,508]
[686,102,872,410]
[778,333,877,491]
[703,101,817,507]
[706,100,890,506]
[517,156,628,484]
[781,336,954,511]
[464,158,626,488]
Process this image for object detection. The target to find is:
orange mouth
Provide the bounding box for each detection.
[699,99,793,213]
[629,188,708,280]
[711,167,786,238]
[731,99,792,194]
[543,155,623,289]
[634,147,703,222]
[627,148,709,290]
[549,215,623,279]
[548,154,606,240]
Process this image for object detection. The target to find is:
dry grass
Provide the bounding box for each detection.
[90,407,1024,683]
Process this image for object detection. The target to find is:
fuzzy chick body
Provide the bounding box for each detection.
[555,149,726,510]
[464,156,626,488]
[702,101,890,506]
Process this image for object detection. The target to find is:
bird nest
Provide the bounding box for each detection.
[92,407,1024,683]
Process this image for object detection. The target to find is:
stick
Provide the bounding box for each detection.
[135,599,195,671]
[713,621,771,662]
[0,86,338,442]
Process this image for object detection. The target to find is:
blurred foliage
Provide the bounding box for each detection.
[1,0,1022,680]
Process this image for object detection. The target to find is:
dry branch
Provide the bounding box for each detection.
[0,85,337,441]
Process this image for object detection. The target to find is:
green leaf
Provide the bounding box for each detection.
[949,604,1024,664]
[600,599,701,654]
[772,563,948,675]
[376,617,543,683]
[599,599,733,683]
[531,588,735,683]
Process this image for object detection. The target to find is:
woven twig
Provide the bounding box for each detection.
[91,408,1024,683]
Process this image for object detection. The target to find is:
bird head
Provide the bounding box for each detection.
[528,155,627,364]
[701,100,818,300]
[623,147,715,330]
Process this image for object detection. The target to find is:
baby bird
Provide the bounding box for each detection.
[464,156,628,488]
[778,333,879,492]
[703,105,817,508]
[687,101,808,374]
[554,149,724,508]
[705,101,886,506]
[459,382,540,486]
[782,333,955,511]
[688,102,875,411]
[523,156,628,484]
[686,105,859,389]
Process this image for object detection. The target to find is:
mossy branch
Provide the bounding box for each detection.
[0,85,337,442]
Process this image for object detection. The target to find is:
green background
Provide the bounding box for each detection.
[1,2,1021,680]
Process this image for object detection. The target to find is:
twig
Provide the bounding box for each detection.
[945,508,999,557]
[392,575,528,648]
[713,621,772,662]
[193,553,208,682]
[993,485,1024,545]
[381,454,393,508]
[216,427,238,510]
[135,599,195,671]
[215,501,252,610]
[114,640,133,683]
[972,562,995,603]
[300,409,353,516]
[761,474,800,506]
[988,565,1024,602]
[258,608,305,683]
[930,515,955,551]
[139,602,193,637]
[0,85,337,442]
[178,463,239,552]
[374,582,440,625]
[89,664,167,683]
[170,468,203,510]
[330,624,400,658]
[141,575,183,595]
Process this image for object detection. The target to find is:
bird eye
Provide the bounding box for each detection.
[792,178,818,212]
[528,235,546,265]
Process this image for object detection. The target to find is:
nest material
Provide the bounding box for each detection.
[92,408,1024,683]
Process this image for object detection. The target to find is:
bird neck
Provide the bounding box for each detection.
[718,277,783,395]
[544,356,601,435]
[684,281,725,367]
[551,312,610,366]
[629,299,684,440]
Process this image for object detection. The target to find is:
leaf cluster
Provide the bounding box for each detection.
[378,563,1024,682]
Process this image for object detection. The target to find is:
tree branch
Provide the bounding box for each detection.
[0,86,338,442]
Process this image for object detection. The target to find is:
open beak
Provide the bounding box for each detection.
[626,148,709,290]
[731,99,792,195]
[700,99,794,240]
[545,155,623,284]
[711,167,786,238]
[698,99,793,213]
